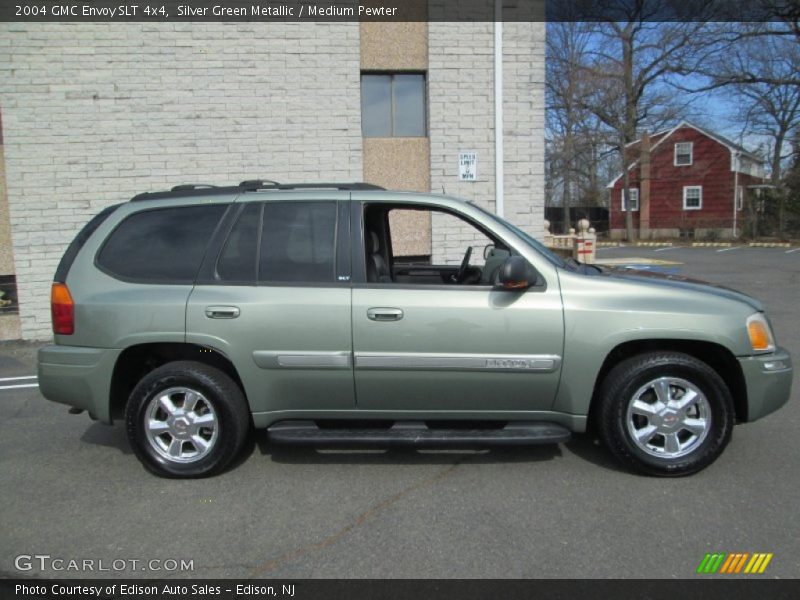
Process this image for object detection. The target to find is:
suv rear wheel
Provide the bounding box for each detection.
[597,352,734,476]
[125,361,250,478]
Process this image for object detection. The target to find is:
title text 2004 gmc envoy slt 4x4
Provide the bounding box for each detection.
[38,181,793,478]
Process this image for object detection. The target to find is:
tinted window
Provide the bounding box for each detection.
[55,203,121,283]
[260,202,336,283]
[97,204,227,282]
[216,203,260,282]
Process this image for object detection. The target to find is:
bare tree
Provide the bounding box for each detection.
[680,22,800,236]
[730,36,800,175]
[565,7,707,240]
[785,129,800,225]
[546,23,597,232]
[686,21,800,89]
[572,123,617,210]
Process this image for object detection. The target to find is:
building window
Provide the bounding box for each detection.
[621,188,639,211]
[736,186,744,211]
[674,142,693,166]
[361,73,426,137]
[683,186,703,210]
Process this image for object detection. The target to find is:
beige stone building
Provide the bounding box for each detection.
[0,19,545,340]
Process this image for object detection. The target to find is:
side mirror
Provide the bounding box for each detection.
[498,256,538,290]
[483,243,495,260]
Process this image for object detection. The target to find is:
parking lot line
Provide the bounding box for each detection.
[0,375,37,382]
[786,248,800,254]
[0,383,38,390]
[717,246,741,252]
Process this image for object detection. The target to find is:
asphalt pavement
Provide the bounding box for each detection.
[0,246,797,579]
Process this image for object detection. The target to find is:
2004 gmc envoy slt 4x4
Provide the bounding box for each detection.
[37,181,793,478]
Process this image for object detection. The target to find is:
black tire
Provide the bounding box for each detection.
[125,361,250,478]
[597,352,734,477]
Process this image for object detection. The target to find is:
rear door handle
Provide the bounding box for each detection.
[367,307,403,322]
[205,305,240,319]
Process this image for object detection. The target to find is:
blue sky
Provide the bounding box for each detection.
[546,22,791,165]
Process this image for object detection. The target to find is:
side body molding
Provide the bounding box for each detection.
[253,351,352,369]
[253,351,561,374]
[355,353,561,372]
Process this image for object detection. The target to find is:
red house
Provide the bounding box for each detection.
[607,121,766,239]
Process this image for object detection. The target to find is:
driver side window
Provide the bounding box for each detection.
[429,210,492,267]
[363,203,508,286]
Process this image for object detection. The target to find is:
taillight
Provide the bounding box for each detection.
[51,283,75,335]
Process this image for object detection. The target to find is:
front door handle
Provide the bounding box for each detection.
[205,305,240,319]
[367,307,404,322]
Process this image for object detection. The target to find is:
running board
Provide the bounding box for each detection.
[267,420,571,447]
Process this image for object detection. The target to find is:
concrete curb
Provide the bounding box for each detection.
[691,242,733,247]
[634,242,673,247]
[748,242,792,248]
[596,242,622,247]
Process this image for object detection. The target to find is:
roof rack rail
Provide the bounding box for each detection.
[239,180,385,192]
[129,181,387,202]
[238,179,282,191]
[130,185,244,202]
[170,184,218,191]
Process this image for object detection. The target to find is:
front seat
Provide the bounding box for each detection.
[366,231,393,283]
[479,247,510,285]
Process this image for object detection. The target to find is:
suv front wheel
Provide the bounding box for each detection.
[125,361,250,478]
[597,352,734,476]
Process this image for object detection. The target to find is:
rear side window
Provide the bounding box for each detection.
[216,203,261,282]
[55,204,122,283]
[214,201,337,284]
[97,204,227,283]
[260,202,336,283]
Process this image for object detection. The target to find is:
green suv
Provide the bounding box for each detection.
[38,181,793,478]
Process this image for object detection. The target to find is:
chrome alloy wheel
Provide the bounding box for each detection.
[144,387,219,463]
[625,377,711,459]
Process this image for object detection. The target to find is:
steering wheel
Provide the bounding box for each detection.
[456,246,473,283]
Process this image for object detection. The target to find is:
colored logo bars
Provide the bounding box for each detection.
[697,552,773,574]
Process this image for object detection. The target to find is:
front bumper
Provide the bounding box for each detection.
[738,347,793,422]
[37,345,121,424]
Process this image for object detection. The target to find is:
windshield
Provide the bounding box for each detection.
[469,203,567,268]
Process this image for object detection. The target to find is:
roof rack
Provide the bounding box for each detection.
[239,180,385,192]
[170,184,218,191]
[130,186,244,202]
[129,180,386,202]
[238,179,282,191]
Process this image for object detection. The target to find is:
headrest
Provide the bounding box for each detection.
[368,231,380,254]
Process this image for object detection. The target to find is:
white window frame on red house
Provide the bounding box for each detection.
[683,186,703,210]
[621,187,639,211]
[674,142,693,166]
[736,186,744,211]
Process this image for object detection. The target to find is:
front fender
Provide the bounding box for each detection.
[552,270,754,416]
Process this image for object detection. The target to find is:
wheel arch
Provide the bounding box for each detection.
[587,339,748,432]
[110,342,246,422]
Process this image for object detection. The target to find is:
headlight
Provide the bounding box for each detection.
[747,313,775,354]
